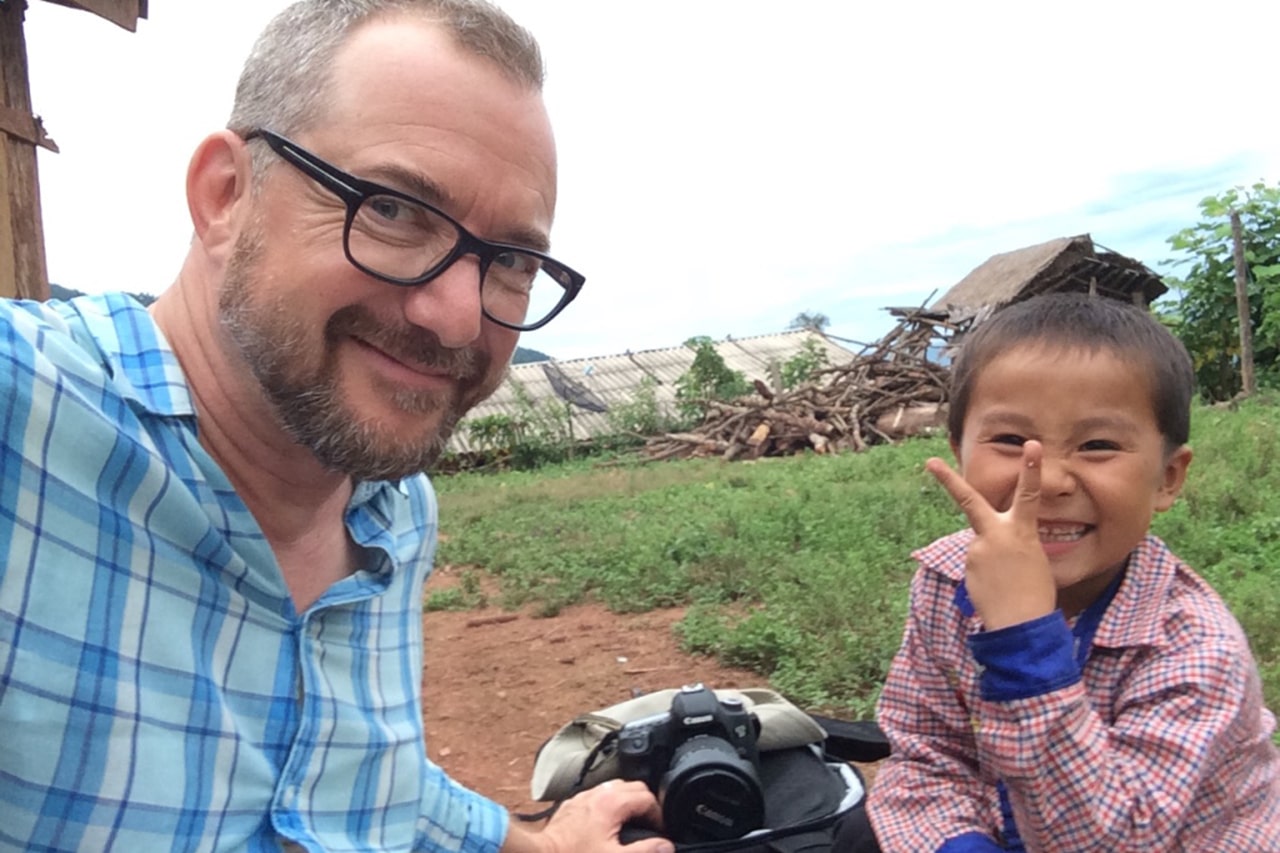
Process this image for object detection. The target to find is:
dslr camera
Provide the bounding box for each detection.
[616,684,765,843]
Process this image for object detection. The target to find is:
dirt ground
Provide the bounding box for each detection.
[420,565,779,817]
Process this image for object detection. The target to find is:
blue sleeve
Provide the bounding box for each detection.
[967,611,1079,702]
[415,756,510,852]
[938,831,1007,852]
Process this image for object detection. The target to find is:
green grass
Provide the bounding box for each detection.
[433,396,1280,721]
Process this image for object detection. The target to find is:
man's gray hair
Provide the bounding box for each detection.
[228,0,543,147]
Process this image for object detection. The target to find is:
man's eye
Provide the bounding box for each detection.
[368,198,405,221]
[493,251,539,274]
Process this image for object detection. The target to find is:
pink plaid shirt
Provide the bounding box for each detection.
[869,531,1280,852]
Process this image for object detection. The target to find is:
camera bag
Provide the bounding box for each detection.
[524,687,883,852]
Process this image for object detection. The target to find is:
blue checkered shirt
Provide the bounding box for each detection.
[0,294,508,852]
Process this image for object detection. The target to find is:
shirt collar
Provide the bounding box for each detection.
[56,293,196,418]
[1092,535,1179,649]
[349,477,414,524]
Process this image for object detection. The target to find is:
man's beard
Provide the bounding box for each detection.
[218,229,504,481]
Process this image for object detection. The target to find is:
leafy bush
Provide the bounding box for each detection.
[779,337,829,389]
[465,414,526,453]
[458,380,578,470]
[602,377,680,447]
[674,336,753,422]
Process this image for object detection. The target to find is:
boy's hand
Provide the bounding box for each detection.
[925,442,1057,630]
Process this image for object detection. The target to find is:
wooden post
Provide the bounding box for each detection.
[0,0,52,301]
[1229,210,1257,397]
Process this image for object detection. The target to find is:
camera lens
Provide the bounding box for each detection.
[659,735,765,842]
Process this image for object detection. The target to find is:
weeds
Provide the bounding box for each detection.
[424,569,487,612]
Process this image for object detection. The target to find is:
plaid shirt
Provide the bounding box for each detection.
[0,295,507,852]
[869,529,1280,852]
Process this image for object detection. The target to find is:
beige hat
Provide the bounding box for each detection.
[529,686,828,802]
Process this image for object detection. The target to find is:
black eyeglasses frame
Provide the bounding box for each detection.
[241,128,585,332]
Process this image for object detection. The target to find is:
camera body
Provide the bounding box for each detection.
[616,684,765,843]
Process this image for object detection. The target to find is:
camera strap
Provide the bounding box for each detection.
[514,729,623,823]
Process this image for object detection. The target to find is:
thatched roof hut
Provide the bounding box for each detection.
[931,234,1167,329]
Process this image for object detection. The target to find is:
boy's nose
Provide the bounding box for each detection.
[1039,455,1078,496]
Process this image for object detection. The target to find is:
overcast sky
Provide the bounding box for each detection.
[23,1,1280,359]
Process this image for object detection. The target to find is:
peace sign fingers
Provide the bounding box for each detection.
[1009,439,1044,531]
[926,441,1055,631]
[925,456,996,532]
[925,441,1044,532]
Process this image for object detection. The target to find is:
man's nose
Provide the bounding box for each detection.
[401,257,484,349]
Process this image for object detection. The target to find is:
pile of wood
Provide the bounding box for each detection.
[643,309,963,462]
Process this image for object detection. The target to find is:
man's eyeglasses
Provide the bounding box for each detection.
[241,129,584,332]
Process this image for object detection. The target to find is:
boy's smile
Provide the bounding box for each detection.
[952,344,1192,617]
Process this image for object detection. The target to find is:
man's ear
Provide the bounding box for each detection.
[186,131,254,261]
[1154,444,1193,512]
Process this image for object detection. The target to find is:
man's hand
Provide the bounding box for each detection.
[925,442,1056,630]
[502,780,673,853]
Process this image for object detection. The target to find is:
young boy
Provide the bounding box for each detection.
[866,293,1280,852]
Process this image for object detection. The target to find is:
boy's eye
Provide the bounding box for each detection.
[1081,439,1120,452]
[991,434,1025,447]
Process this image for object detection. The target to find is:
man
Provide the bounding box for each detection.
[0,1,671,851]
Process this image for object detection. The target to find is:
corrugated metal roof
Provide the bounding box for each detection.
[449,329,856,453]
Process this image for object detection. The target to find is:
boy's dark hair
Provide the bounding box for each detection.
[947,292,1195,449]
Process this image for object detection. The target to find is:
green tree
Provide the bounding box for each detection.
[788,311,830,332]
[1162,181,1280,401]
[604,377,677,440]
[780,337,829,389]
[674,336,752,422]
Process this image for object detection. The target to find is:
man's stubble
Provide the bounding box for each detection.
[218,224,507,481]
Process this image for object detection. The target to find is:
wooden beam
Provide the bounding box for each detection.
[0,117,15,298]
[0,103,58,151]
[39,0,146,33]
[1230,210,1257,397]
[0,0,50,300]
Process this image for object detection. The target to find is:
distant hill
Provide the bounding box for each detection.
[48,285,552,364]
[512,346,550,364]
[51,283,155,306]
